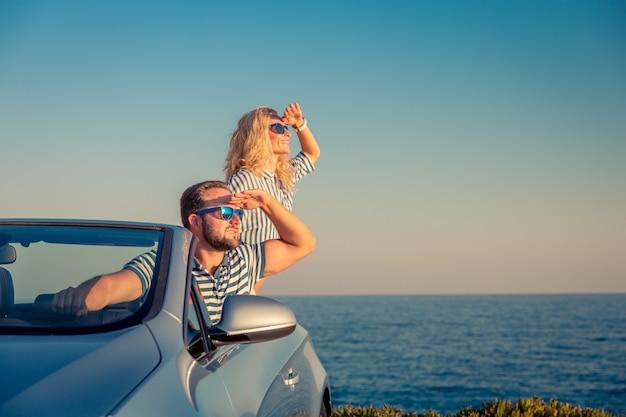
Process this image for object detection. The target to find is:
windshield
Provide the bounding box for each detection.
[0,223,163,332]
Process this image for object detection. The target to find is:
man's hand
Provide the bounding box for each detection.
[51,286,89,317]
[230,189,272,211]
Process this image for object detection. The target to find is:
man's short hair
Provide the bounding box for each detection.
[180,181,229,228]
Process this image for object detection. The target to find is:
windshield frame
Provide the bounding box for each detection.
[0,220,173,335]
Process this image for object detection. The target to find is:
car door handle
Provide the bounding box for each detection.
[283,368,300,388]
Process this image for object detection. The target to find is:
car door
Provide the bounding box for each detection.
[217,324,318,417]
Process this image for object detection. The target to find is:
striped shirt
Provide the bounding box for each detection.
[227,151,315,244]
[123,243,265,326]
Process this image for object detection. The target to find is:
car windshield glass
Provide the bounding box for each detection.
[0,223,163,332]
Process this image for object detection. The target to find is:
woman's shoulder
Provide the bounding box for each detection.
[227,169,266,190]
[228,169,259,181]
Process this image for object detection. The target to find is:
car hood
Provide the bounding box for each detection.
[0,325,161,416]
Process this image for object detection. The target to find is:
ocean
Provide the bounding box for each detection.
[277,294,626,416]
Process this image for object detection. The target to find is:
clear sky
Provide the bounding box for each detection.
[2,0,625,295]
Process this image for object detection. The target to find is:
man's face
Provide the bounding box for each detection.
[192,188,242,251]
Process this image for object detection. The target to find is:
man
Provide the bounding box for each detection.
[51,180,315,325]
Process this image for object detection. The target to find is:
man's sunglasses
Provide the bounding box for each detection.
[194,206,244,221]
[269,123,290,135]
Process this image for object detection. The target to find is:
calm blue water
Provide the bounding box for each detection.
[277,294,626,416]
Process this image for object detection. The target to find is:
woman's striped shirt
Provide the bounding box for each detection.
[227,151,314,244]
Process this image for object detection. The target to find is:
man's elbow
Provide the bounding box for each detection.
[290,235,316,262]
[302,235,316,257]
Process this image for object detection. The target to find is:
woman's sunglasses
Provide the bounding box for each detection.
[269,123,290,135]
[194,206,244,221]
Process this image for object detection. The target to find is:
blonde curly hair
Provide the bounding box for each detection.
[224,106,296,192]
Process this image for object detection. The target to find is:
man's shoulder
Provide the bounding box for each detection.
[126,249,157,265]
[229,242,263,259]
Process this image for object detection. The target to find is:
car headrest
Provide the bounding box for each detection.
[0,243,16,264]
[0,267,15,315]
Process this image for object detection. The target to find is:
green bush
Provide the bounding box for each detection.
[331,397,624,417]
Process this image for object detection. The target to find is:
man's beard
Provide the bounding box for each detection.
[201,217,239,251]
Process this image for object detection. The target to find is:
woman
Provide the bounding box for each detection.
[224,102,320,293]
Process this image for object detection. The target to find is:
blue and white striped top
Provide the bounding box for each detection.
[123,243,265,325]
[227,151,315,244]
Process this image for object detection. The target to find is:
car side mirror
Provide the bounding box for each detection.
[206,295,297,345]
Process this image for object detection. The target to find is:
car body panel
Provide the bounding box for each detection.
[0,326,160,416]
[0,219,330,417]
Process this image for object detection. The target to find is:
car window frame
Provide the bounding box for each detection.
[183,237,215,360]
[0,221,172,335]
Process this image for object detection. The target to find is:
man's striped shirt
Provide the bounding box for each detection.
[123,243,265,326]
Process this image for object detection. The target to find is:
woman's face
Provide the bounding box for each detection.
[267,115,291,156]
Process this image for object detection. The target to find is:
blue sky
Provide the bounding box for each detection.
[2,0,625,295]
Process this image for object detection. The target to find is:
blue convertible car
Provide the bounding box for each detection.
[0,219,331,417]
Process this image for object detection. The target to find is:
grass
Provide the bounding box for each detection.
[331,397,624,417]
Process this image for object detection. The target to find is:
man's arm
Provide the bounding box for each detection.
[51,269,143,317]
[231,190,316,277]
